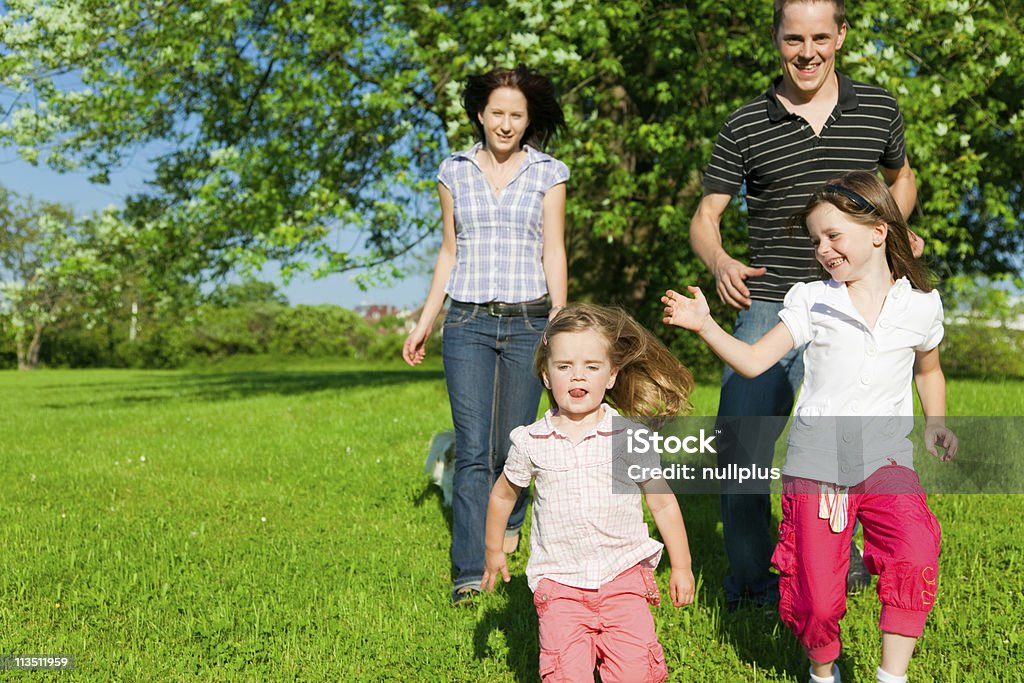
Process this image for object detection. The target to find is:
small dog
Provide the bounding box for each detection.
[424,431,456,506]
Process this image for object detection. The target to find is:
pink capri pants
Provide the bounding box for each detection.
[771,465,941,663]
[533,564,667,683]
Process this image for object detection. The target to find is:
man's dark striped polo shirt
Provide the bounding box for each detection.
[703,72,907,302]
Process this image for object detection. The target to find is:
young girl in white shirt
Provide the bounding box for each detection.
[662,170,957,683]
[482,303,696,683]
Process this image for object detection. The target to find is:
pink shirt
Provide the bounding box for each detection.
[503,405,663,592]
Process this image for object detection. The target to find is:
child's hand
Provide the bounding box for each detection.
[662,287,711,333]
[924,423,958,461]
[668,566,695,607]
[482,549,510,592]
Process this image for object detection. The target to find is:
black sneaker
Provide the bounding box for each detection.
[847,542,871,594]
[451,585,480,607]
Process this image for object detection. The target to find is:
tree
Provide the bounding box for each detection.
[208,278,288,308]
[395,1,770,315]
[398,0,1024,284]
[391,0,1023,374]
[2,1,1022,376]
[1,0,442,283]
[848,1,1024,280]
[0,186,130,368]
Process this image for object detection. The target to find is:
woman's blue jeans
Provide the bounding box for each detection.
[717,300,804,606]
[442,303,547,593]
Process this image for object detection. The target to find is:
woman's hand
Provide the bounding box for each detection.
[402,324,431,366]
[661,287,711,333]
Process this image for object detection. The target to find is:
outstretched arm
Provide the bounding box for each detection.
[482,474,523,591]
[642,479,694,607]
[914,346,958,460]
[661,286,795,378]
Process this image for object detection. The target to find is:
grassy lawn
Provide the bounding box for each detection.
[0,363,1021,681]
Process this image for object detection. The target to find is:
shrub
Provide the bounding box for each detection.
[40,322,117,368]
[269,305,376,358]
[187,303,281,357]
[2,302,432,368]
[941,322,1024,379]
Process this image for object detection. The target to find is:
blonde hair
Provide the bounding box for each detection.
[535,303,694,416]
[798,170,933,292]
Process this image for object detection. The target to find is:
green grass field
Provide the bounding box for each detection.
[1,363,1021,681]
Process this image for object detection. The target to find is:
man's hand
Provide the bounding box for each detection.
[909,230,924,258]
[714,255,767,310]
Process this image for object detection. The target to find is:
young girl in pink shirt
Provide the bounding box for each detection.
[663,171,958,683]
[482,303,696,683]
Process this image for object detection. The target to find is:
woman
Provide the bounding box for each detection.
[402,65,568,605]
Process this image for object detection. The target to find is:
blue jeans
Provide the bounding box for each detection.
[442,302,547,593]
[716,300,804,605]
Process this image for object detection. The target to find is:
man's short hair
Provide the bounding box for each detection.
[772,0,847,34]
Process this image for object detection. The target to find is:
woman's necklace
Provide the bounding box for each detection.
[482,150,522,194]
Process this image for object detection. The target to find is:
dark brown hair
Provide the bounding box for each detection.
[798,170,933,292]
[463,65,566,150]
[772,0,846,35]
[534,304,694,417]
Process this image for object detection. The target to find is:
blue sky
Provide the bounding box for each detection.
[0,148,432,310]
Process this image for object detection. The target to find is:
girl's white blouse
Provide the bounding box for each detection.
[778,277,944,485]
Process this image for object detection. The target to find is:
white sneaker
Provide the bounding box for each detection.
[809,664,841,683]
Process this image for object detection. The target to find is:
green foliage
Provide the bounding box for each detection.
[1,298,415,368]
[941,323,1024,379]
[190,303,284,358]
[395,1,761,310]
[269,304,376,357]
[1,1,1021,335]
[397,0,1023,318]
[0,185,138,368]
[945,274,1024,322]
[845,0,1024,278]
[113,324,195,369]
[938,274,1024,379]
[207,278,288,307]
[0,316,16,367]
[0,0,442,282]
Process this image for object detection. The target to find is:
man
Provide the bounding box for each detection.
[690,0,921,610]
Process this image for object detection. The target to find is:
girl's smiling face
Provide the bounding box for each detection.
[807,203,887,281]
[542,330,618,421]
